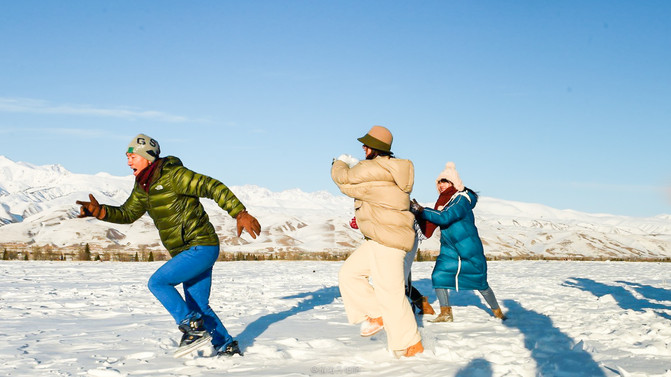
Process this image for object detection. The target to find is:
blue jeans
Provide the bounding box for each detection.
[148,245,232,349]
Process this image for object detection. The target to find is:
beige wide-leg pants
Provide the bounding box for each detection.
[338,239,421,351]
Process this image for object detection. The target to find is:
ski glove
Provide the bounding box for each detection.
[76,194,106,220]
[236,210,261,239]
[409,199,424,215]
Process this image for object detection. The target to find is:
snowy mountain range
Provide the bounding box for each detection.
[1,155,670,260]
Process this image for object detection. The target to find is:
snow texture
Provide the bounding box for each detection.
[1,260,670,376]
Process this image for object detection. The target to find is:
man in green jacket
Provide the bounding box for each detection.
[76,133,261,358]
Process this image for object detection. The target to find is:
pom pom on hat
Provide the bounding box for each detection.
[436,162,464,192]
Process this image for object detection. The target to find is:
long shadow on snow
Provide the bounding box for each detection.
[410,278,435,302]
[455,358,493,377]
[564,277,671,320]
[616,280,671,301]
[502,299,606,377]
[235,285,341,352]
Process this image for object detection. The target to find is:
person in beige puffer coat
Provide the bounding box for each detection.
[331,126,423,358]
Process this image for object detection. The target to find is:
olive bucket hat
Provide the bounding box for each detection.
[357,125,393,153]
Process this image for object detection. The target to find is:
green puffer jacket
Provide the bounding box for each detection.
[102,156,246,257]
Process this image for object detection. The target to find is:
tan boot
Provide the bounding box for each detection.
[393,340,424,358]
[360,316,384,337]
[404,340,424,357]
[420,297,435,315]
[492,308,507,320]
[429,306,453,322]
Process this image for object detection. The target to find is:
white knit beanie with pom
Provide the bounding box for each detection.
[436,162,464,192]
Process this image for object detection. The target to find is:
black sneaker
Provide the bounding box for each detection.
[216,340,243,357]
[173,317,212,358]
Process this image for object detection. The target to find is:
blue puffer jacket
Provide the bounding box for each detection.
[420,189,489,291]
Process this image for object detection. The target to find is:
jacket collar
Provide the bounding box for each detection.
[135,158,164,192]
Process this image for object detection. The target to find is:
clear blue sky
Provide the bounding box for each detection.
[1,1,670,217]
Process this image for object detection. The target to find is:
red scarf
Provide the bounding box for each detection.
[135,159,163,193]
[419,186,457,238]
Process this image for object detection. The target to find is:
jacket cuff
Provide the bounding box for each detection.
[229,205,246,219]
[99,205,109,221]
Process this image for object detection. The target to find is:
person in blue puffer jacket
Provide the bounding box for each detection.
[411,162,506,323]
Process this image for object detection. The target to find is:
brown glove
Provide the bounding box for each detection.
[235,210,261,239]
[76,194,106,220]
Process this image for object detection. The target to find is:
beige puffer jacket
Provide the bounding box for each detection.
[331,156,415,252]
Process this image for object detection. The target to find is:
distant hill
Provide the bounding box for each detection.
[1,155,670,260]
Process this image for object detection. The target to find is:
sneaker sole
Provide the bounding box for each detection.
[173,333,212,358]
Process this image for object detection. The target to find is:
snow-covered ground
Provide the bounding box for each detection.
[1,260,670,377]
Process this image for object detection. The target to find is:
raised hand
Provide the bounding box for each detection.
[75,194,106,219]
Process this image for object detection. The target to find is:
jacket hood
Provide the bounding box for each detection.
[373,156,414,193]
[448,189,478,210]
[468,190,478,208]
[464,190,478,209]
[161,155,184,168]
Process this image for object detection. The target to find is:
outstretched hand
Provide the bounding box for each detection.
[236,210,261,239]
[410,199,424,215]
[76,194,106,219]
